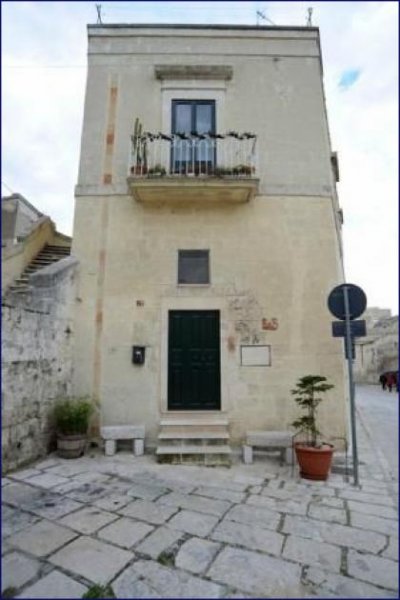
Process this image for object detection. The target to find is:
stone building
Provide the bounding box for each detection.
[72,24,347,460]
[354,309,398,384]
[1,196,75,472]
[2,193,43,247]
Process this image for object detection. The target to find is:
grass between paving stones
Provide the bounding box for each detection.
[157,549,175,567]
[82,584,115,598]
[156,532,190,567]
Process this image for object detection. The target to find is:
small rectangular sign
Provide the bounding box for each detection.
[332,319,366,338]
[241,345,271,367]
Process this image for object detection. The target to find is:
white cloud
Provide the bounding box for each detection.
[1,1,398,313]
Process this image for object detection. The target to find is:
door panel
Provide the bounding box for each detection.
[168,310,220,410]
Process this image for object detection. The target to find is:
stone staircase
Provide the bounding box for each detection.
[8,244,71,293]
[156,414,231,466]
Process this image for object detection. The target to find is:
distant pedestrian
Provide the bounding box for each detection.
[386,372,395,392]
[379,373,387,390]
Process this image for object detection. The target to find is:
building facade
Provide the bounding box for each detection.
[354,309,398,384]
[72,24,347,457]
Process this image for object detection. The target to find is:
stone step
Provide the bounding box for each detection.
[38,250,69,256]
[156,444,231,455]
[44,245,70,251]
[30,259,55,264]
[8,286,30,293]
[156,416,230,465]
[8,245,71,292]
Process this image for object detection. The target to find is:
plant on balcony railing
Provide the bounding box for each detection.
[130,118,148,175]
[213,165,255,177]
[148,164,166,177]
[232,164,255,176]
[129,129,257,177]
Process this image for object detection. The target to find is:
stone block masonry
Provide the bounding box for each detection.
[1,258,78,473]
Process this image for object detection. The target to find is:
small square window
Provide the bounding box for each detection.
[178,250,209,284]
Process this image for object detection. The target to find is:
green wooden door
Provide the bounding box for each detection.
[168,310,221,410]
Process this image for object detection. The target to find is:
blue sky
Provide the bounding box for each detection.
[339,69,361,90]
[2,1,399,314]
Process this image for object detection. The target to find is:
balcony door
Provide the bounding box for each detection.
[171,100,215,174]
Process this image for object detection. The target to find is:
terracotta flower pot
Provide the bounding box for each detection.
[294,442,334,481]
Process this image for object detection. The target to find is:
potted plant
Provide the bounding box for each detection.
[130,118,148,175]
[54,398,93,459]
[214,166,232,177]
[232,164,254,176]
[291,375,335,480]
[148,164,166,177]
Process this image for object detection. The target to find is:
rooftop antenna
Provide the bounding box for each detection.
[256,10,275,26]
[307,7,313,27]
[96,3,103,24]
[1,181,14,195]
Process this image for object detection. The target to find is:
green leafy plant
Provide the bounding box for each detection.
[82,584,115,599]
[54,398,93,436]
[214,166,232,177]
[148,164,166,176]
[232,164,254,176]
[291,375,334,447]
[157,549,175,566]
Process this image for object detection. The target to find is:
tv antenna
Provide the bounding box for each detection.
[95,4,103,24]
[307,7,313,27]
[256,10,275,26]
[1,180,14,195]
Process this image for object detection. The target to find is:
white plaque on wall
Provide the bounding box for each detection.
[241,345,271,366]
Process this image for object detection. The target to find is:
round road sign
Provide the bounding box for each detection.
[327,284,367,321]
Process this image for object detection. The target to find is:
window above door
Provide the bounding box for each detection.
[178,250,210,285]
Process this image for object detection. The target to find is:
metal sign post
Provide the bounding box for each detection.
[328,283,367,487]
[343,285,359,487]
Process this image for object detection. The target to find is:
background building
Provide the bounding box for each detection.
[354,308,398,384]
[2,195,75,472]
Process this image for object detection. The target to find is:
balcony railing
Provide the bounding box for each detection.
[128,131,258,178]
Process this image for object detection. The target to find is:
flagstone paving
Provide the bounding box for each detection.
[1,419,398,598]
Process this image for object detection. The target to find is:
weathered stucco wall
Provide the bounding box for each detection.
[1,258,78,473]
[72,194,347,447]
[72,25,347,450]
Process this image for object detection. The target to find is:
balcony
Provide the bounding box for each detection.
[127,132,259,204]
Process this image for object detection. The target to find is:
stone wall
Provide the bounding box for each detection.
[354,316,399,384]
[1,257,78,473]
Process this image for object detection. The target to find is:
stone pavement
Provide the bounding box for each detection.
[2,419,398,598]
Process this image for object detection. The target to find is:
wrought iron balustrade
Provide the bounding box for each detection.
[129,131,257,178]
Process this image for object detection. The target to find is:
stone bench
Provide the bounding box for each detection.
[243,430,294,465]
[100,425,145,457]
